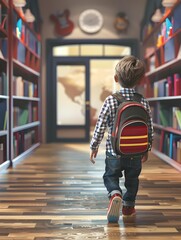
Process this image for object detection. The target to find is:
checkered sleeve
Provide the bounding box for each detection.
[90,98,110,150]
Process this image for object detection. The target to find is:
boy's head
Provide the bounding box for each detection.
[114,55,145,88]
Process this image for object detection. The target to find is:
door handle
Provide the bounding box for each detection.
[86,101,90,110]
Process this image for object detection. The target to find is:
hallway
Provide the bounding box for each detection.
[0,143,181,239]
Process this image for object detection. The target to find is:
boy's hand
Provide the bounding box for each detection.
[141,152,148,163]
[90,150,98,164]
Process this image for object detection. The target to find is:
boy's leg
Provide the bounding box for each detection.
[122,157,142,216]
[103,153,123,197]
[103,153,123,223]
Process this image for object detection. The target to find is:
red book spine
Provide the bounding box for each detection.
[174,73,181,96]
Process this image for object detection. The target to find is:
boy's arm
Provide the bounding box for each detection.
[90,149,98,164]
[90,98,110,164]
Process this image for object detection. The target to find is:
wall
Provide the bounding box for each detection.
[38,0,146,142]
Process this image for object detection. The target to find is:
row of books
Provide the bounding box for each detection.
[0,100,7,130]
[0,72,7,95]
[153,73,181,97]
[147,41,180,71]
[151,106,181,130]
[13,76,38,97]
[162,134,181,163]
[1,38,40,71]
[153,130,181,163]
[13,129,36,158]
[14,16,41,55]
[15,41,40,70]
[13,105,38,127]
[0,142,4,164]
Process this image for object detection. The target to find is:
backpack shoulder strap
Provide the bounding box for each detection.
[112,92,126,103]
[133,92,143,103]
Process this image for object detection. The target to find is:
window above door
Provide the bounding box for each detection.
[53,44,131,57]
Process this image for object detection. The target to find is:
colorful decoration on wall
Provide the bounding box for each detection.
[50,9,74,37]
[114,12,129,32]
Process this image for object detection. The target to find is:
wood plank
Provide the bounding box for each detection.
[0,143,181,239]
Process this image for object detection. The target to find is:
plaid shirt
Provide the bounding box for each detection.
[90,88,154,155]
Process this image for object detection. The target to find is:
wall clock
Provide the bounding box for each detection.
[79,9,104,34]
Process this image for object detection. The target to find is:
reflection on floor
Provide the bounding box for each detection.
[0,143,181,239]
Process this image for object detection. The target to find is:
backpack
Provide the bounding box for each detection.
[111,92,150,157]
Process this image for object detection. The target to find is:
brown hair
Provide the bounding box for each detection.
[115,56,145,88]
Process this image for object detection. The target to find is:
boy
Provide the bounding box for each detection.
[90,55,154,223]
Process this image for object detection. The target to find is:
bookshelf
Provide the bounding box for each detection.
[0,0,8,166]
[0,0,41,169]
[141,0,181,171]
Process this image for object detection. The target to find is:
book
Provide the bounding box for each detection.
[172,107,178,129]
[0,100,7,130]
[0,143,4,164]
[177,140,181,163]
[173,73,181,96]
[158,79,167,97]
[1,72,7,95]
[167,76,173,96]
[159,107,172,126]
[164,38,175,63]
[17,42,25,64]
[175,109,181,129]
[1,39,7,58]
[19,109,29,125]
[173,3,181,33]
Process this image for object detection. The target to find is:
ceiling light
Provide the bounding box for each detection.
[151,9,163,22]
[162,0,177,7]
[24,9,35,22]
[13,0,26,7]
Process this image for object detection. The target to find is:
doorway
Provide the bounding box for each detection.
[46,39,139,142]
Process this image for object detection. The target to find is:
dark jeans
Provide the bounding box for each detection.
[103,152,142,207]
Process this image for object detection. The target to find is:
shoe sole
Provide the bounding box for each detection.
[107,196,122,223]
[122,212,136,218]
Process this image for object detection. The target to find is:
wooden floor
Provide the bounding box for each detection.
[0,143,181,240]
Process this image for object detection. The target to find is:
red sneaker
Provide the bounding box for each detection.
[107,194,122,223]
[122,206,136,217]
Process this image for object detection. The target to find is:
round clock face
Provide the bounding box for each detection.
[79,9,104,34]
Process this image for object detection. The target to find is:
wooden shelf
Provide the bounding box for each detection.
[12,142,40,164]
[13,96,40,101]
[153,123,181,135]
[0,130,7,137]
[13,121,40,133]
[152,149,181,172]
[0,95,8,99]
[145,57,181,80]
[147,96,181,101]
[13,58,40,78]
